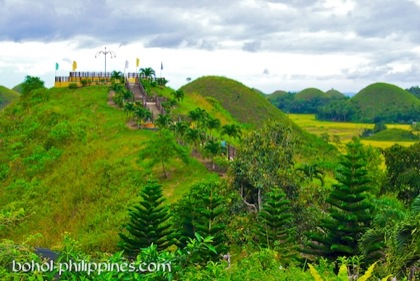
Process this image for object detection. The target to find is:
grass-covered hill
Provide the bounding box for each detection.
[0,85,20,109]
[180,76,294,127]
[266,90,288,103]
[365,128,419,141]
[351,82,420,122]
[0,85,218,252]
[295,87,329,100]
[325,88,346,99]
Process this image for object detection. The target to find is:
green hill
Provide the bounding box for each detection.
[0,85,216,252]
[0,85,20,109]
[180,76,293,126]
[295,88,329,100]
[266,90,288,103]
[325,89,346,99]
[351,82,420,123]
[366,128,419,141]
[12,83,23,94]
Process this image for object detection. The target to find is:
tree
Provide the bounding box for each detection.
[118,180,174,257]
[21,76,45,95]
[207,117,221,137]
[231,121,296,211]
[203,139,221,170]
[255,188,297,264]
[139,67,156,80]
[111,70,124,83]
[172,180,228,261]
[154,114,173,129]
[382,143,420,205]
[304,139,374,261]
[172,90,185,102]
[221,124,242,140]
[134,106,152,128]
[296,163,325,186]
[139,129,189,178]
[188,107,208,129]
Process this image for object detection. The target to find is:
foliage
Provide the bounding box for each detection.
[138,129,189,178]
[304,139,374,261]
[382,143,420,205]
[231,121,297,211]
[172,179,228,261]
[255,188,297,263]
[21,76,45,95]
[118,180,174,257]
[0,85,19,109]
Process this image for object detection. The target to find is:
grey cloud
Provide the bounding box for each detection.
[243,41,261,52]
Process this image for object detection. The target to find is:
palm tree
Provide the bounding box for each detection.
[134,107,152,128]
[170,121,189,143]
[188,108,208,129]
[296,163,325,186]
[221,124,242,140]
[154,114,173,129]
[124,102,136,121]
[184,127,203,151]
[172,90,185,102]
[111,70,124,83]
[207,117,221,137]
[203,139,221,170]
[139,67,156,80]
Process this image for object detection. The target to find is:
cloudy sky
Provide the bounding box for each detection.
[1,0,420,94]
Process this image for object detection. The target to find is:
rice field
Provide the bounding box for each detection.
[288,114,416,148]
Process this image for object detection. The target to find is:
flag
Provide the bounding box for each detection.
[136,58,140,67]
[55,63,59,71]
[161,62,163,70]
[72,61,77,71]
[125,60,129,69]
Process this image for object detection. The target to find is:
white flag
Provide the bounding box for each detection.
[125,60,129,69]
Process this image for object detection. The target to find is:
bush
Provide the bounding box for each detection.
[68,83,78,89]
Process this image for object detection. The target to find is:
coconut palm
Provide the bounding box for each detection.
[154,114,173,129]
[111,70,124,83]
[203,139,222,170]
[221,124,242,140]
[296,163,325,186]
[172,90,185,102]
[139,67,156,80]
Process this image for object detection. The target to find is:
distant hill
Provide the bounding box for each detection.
[180,76,294,126]
[12,83,23,94]
[406,86,420,99]
[266,90,288,102]
[365,128,419,141]
[325,89,346,99]
[0,85,20,109]
[295,88,329,100]
[351,82,420,123]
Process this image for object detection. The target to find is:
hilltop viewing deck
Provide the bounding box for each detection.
[54,72,166,87]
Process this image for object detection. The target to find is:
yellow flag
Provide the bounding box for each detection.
[136,58,140,67]
[72,61,77,71]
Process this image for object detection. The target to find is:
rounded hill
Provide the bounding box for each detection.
[180,76,293,126]
[295,88,329,100]
[0,85,20,109]
[325,89,346,99]
[351,82,420,123]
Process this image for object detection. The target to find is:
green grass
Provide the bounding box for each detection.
[366,128,419,141]
[288,113,418,148]
[295,87,329,100]
[0,85,217,253]
[350,82,420,122]
[180,76,294,127]
[325,89,345,99]
[0,85,20,109]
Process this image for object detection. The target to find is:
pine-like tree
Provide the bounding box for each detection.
[172,180,228,260]
[118,180,173,257]
[256,188,297,263]
[304,139,374,261]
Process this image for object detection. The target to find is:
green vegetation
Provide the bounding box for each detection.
[365,128,419,141]
[351,82,420,123]
[180,76,293,127]
[0,85,19,109]
[1,74,419,280]
[295,87,329,100]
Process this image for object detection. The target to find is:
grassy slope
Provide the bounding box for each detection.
[288,113,417,148]
[325,89,345,99]
[295,88,329,100]
[351,82,420,121]
[180,76,294,127]
[0,85,20,109]
[0,85,217,252]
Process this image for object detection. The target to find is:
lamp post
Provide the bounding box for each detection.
[95,46,116,82]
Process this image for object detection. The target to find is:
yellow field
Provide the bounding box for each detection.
[288,114,416,148]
